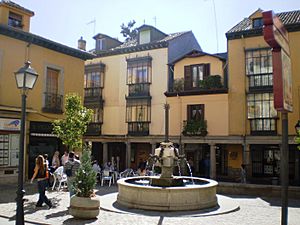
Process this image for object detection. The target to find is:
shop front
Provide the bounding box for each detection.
[0,117,20,183]
[28,121,62,178]
[250,144,300,185]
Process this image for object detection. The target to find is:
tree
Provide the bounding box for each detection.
[73,144,97,197]
[120,20,138,41]
[52,93,93,151]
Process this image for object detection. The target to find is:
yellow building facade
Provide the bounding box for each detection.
[84,25,202,171]
[86,9,300,185]
[226,9,300,184]
[166,50,229,179]
[0,1,93,183]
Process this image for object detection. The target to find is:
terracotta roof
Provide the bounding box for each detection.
[0,0,34,15]
[227,9,300,34]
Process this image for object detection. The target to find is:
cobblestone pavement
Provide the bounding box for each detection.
[0,182,300,225]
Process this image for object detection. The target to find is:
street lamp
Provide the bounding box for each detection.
[14,61,38,225]
[295,120,300,134]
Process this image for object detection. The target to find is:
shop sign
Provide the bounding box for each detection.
[0,118,21,131]
[263,10,293,112]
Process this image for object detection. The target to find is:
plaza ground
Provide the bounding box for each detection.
[0,182,300,225]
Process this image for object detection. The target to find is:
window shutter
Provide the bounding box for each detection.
[200,104,205,120]
[187,105,191,121]
[184,66,192,90]
[204,64,210,78]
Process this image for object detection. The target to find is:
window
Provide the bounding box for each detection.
[0,134,19,167]
[126,99,151,136]
[252,18,263,28]
[246,49,273,89]
[184,64,210,90]
[139,30,151,44]
[46,68,59,94]
[187,104,204,121]
[127,57,152,84]
[91,108,103,123]
[84,63,105,98]
[85,107,102,136]
[43,67,63,113]
[8,11,22,28]
[247,93,277,133]
[96,38,105,51]
[251,145,280,177]
[126,100,151,123]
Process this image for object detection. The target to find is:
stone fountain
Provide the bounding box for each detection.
[117,104,218,211]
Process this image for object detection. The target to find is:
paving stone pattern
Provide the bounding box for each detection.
[0,182,299,225]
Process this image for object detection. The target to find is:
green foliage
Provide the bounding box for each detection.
[52,93,93,151]
[296,128,300,150]
[199,75,223,89]
[182,120,208,136]
[173,78,184,92]
[120,20,137,41]
[73,144,97,197]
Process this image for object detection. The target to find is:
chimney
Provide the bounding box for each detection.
[78,36,86,51]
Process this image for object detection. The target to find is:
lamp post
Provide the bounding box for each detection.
[14,61,38,225]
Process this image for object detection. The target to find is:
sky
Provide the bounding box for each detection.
[12,0,300,54]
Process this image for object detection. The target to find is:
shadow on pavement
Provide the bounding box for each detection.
[62,217,97,225]
[22,196,63,215]
[95,184,118,196]
[0,183,42,204]
[223,194,300,208]
[45,209,68,219]
[260,197,300,208]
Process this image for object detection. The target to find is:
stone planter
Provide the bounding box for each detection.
[69,195,100,219]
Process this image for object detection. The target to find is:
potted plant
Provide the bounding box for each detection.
[53,94,99,219]
[69,144,99,219]
[199,75,223,89]
[173,78,184,92]
[182,120,208,136]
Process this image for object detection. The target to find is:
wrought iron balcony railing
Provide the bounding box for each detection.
[128,83,150,97]
[85,122,102,136]
[84,87,103,106]
[128,122,150,136]
[42,92,63,114]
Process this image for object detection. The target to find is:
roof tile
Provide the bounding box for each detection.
[227,10,300,34]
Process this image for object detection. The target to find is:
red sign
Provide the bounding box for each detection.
[263,10,293,112]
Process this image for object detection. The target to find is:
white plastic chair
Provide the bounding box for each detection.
[120,169,133,178]
[52,166,67,191]
[101,170,112,187]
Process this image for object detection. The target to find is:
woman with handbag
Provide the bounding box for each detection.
[30,155,52,209]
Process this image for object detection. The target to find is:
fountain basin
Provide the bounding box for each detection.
[117,176,218,211]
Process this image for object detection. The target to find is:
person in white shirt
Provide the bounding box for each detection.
[61,151,68,166]
[92,160,101,173]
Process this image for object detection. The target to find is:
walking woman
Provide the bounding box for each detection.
[30,155,52,208]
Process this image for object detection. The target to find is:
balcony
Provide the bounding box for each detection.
[182,120,208,136]
[85,122,102,136]
[128,83,150,97]
[166,75,227,97]
[249,118,277,136]
[128,122,149,136]
[84,87,104,106]
[248,74,273,92]
[42,92,63,114]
